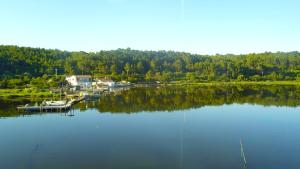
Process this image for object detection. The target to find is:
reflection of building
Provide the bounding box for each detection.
[94,78,116,87]
[66,75,92,88]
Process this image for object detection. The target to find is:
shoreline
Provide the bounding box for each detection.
[164,81,300,86]
[1,81,300,99]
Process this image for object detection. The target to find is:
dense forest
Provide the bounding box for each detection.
[1,45,300,88]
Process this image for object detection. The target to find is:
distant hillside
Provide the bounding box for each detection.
[1,45,300,82]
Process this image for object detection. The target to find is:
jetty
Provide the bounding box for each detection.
[17,97,85,112]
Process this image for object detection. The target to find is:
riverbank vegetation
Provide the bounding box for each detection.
[167,81,300,86]
[1,45,300,87]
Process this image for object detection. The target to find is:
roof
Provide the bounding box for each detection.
[67,75,91,78]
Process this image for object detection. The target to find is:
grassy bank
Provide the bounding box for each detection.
[0,88,60,98]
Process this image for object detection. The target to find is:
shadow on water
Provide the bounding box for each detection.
[1,84,300,117]
[27,144,40,169]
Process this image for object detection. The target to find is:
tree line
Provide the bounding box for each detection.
[1,45,300,88]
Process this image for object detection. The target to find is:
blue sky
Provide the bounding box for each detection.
[0,0,299,54]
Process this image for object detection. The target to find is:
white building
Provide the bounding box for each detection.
[66,75,92,88]
[94,78,116,87]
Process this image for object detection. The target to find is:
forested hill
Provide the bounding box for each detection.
[1,45,300,82]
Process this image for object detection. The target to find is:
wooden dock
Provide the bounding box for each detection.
[17,97,85,112]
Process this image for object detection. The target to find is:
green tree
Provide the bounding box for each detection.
[124,63,131,76]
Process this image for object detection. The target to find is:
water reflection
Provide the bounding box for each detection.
[1,85,300,169]
[81,85,300,113]
[1,85,300,117]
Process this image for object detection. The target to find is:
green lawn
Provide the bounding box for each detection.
[0,88,59,98]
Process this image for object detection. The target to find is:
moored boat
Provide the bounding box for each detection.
[43,100,67,106]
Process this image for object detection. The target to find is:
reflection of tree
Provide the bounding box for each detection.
[86,85,300,113]
[2,85,300,117]
[0,98,42,117]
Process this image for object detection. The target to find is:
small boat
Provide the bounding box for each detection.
[43,100,67,106]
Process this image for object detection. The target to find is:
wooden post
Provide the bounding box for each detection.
[240,139,247,167]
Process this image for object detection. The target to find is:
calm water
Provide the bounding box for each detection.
[1,85,300,169]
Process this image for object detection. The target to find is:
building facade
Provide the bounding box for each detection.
[66,75,92,88]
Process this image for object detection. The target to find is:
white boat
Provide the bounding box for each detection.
[43,100,67,106]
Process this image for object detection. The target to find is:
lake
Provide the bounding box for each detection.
[1,85,300,169]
